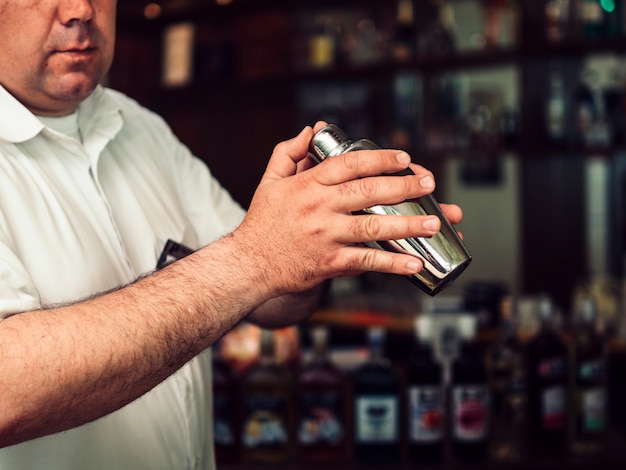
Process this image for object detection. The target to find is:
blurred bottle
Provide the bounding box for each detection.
[308,16,341,69]
[417,4,455,59]
[296,326,349,463]
[451,318,489,463]
[545,0,572,42]
[484,0,518,48]
[578,0,605,39]
[546,70,567,143]
[571,296,608,455]
[605,0,625,37]
[407,321,444,465]
[487,295,527,462]
[526,296,569,457]
[241,329,292,464]
[392,0,416,62]
[212,341,240,465]
[352,327,401,465]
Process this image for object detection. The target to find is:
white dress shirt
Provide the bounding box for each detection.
[0,84,246,469]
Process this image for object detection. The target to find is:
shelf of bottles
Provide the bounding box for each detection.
[211,290,626,469]
[112,0,626,162]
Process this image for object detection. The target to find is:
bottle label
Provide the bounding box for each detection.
[537,358,565,379]
[578,359,604,381]
[354,394,399,443]
[213,393,235,445]
[242,393,288,448]
[408,385,444,443]
[541,385,566,430]
[298,390,344,445]
[452,385,489,441]
[581,387,606,432]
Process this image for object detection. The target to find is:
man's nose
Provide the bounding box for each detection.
[58,0,95,25]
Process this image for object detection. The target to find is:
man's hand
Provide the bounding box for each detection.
[233,123,463,297]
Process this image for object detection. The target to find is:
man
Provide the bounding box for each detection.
[0,0,463,468]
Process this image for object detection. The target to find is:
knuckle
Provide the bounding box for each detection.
[357,177,378,199]
[360,248,379,270]
[272,140,288,155]
[337,152,359,172]
[363,215,384,239]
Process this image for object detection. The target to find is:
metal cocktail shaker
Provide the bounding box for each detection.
[309,124,471,296]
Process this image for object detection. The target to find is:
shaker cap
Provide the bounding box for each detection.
[309,124,352,162]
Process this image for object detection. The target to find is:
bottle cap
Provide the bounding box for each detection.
[367,326,385,347]
[310,325,329,347]
[458,315,477,340]
[536,295,554,321]
[578,296,597,323]
[416,315,433,341]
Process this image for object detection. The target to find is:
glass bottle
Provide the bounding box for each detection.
[451,318,490,463]
[352,327,401,465]
[392,0,416,62]
[546,70,566,142]
[295,326,349,463]
[212,341,240,464]
[407,335,444,465]
[487,295,527,462]
[241,328,292,464]
[526,295,569,457]
[571,296,608,455]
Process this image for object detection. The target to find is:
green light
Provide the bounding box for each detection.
[600,0,616,13]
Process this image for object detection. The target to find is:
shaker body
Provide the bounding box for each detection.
[309,124,471,296]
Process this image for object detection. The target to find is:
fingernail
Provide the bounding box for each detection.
[407,260,421,272]
[420,175,435,190]
[396,152,411,165]
[423,216,439,231]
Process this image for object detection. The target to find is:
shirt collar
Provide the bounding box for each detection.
[0,85,45,143]
[0,84,124,145]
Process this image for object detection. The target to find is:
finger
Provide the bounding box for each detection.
[331,172,437,214]
[336,213,441,245]
[313,121,329,133]
[295,153,318,173]
[264,126,315,179]
[313,149,416,186]
[335,245,424,277]
[439,203,463,225]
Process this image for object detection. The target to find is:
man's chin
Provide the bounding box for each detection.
[52,76,100,102]
[39,76,100,113]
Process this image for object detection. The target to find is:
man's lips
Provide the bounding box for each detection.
[51,47,98,63]
[57,47,96,54]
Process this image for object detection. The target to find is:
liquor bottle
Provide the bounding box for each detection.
[296,326,349,463]
[352,327,401,465]
[578,0,606,39]
[571,296,608,455]
[241,328,292,464]
[605,0,624,37]
[392,0,416,62]
[545,0,572,42]
[526,295,569,457]
[546,70,566,142]
[407,331,444,465]
[487,296,527,462]
[451,318,490,463]
[212,341,240,464]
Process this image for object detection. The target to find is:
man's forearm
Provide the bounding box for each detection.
[0,234,267,448]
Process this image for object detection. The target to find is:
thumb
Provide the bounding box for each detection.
[264,126,314,180]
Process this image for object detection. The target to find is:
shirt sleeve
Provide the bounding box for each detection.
[0,224,41,319]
